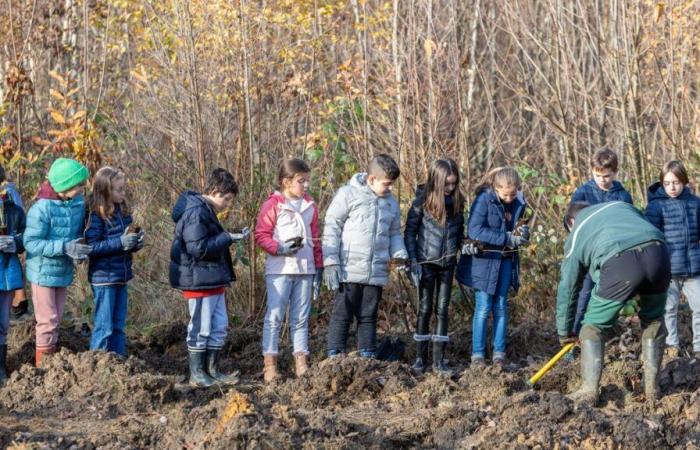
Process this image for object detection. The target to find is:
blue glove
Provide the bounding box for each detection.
[506,232,528,249]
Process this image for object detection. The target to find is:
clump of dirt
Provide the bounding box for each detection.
[1,349,176,414]
[274,354,417,408]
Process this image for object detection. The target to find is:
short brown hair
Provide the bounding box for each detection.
[591,147,619,172]
[368,154,400,180]
[660,160,689,185]
[205,168,239,196]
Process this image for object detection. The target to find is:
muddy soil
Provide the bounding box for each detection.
[2,314,700,449]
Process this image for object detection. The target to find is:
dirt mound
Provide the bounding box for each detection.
[273,354,417,408]
[1,349,176,414]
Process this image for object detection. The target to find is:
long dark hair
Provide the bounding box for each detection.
[424,158,464,224]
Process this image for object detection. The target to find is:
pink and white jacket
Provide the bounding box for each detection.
[254,191,323,275]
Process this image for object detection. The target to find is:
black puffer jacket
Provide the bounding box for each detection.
[169,191,235,290]
[404,185,465,267]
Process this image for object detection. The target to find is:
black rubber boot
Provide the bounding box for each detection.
[10,300,28,322]
[412,340,428,374]
[568,325,603,407]
[188,350,216,387]
[0,345,7,385]
[641,320,666,401]
[206,348,239,385]
[432,340,454,376]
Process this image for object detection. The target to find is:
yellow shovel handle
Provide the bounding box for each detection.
[528,342,576,386]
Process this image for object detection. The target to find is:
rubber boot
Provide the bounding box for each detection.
[568,326,603,407]
[188,350,216,387]
[206,349,239,385]
[432,340,454,376]
[35,346,56,368]
[0,345,7,385]
[263,355,278,383]
[294,352,309,377]
[641,321,666,401]
[412,340,428,374]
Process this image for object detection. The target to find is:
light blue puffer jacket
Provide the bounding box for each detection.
[24,183,86,287]
[322,173,408,286]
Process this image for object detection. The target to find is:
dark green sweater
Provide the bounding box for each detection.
[556,202,665,336]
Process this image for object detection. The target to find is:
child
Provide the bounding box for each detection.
[323,154,408,358]
[567,147,633,340]
[0,166,30,323]
[645,160,700,359]
[170,168,249,387]
[24,158,91,367]
[404,158,464,374]
[85,167,144,357]
[254,158,323,382]
[0,168,26,383]
[456,167,529,366]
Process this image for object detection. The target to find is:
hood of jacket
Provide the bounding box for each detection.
[36,181,61,201]
[171,191,211,222]
[647,181,692,203]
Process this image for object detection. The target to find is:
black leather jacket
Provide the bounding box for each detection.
[404,185,465,267]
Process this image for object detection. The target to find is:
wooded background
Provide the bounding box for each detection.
[1,0,698,330]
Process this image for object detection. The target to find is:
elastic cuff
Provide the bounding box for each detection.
[431,335,450,343]
[206,345,223,350]
[413,334,432,342]
[262,351,279,356]
[471,353,485,361]
[493,351,506,360]
[187,346,206,352]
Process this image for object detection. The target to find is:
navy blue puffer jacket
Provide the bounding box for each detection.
[85,205,135,284]
[645,182,700,277]
[571,179,633,205]
[455,188,526,296]
[169,191,235,290]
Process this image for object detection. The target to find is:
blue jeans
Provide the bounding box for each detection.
[187,293,228,351]
[472,258,512,360]
[0,291,12,346]
[573,273,594,335]
[90,284,128,356]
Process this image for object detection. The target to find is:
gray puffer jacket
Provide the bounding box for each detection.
[322,173,408,286]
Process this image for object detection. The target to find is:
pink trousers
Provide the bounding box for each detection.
[31,284,67,350]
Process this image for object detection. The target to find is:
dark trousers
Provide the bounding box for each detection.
[327,283,382,356]
[416,264,455,337]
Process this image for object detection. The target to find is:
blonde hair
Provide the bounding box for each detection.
[474,166,521,195]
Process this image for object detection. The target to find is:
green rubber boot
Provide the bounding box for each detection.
[568,325,603,407]
[641,320,666,401]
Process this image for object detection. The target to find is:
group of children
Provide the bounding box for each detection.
[0,146,698,388]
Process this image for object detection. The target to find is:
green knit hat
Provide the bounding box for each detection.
[47,158,89,193]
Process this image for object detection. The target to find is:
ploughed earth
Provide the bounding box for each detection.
[1,311,699,449]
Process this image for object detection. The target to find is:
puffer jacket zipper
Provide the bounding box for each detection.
[367,198,379,284]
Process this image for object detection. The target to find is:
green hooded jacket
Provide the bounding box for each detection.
[556,201,665,336]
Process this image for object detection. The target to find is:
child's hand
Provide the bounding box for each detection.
[228,227,251,242]
[64,238,92,260]
[410,260,421,288]
[506,232,528,249]
[516,224,530,241]
[323,265,341,291]
[461,242,479,256]
[0,236,16,253]
[277,240,301,256]
[121,232,139,251]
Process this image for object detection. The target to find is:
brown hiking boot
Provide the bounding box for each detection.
[35,346,56,368]
[263,355,278,383]
[294,352,309,377]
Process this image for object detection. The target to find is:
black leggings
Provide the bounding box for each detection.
[416,264,455,338]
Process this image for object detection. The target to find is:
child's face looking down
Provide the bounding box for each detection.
[206,191,236,212]
[111,175,127,204]
[592,168,616,191]
[663,172,684,198]
[444,175,458,195]
[367,174,395,197]
[283,173,309,199]
[60,183,85,200]
[495,184,518,204]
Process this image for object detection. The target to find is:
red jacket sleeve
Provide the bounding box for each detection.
[254,199,279,255]
[311,204,323,268]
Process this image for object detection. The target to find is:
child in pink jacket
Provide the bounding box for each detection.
[254,158,323,382]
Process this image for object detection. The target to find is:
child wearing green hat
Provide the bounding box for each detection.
[23,158,92,367]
